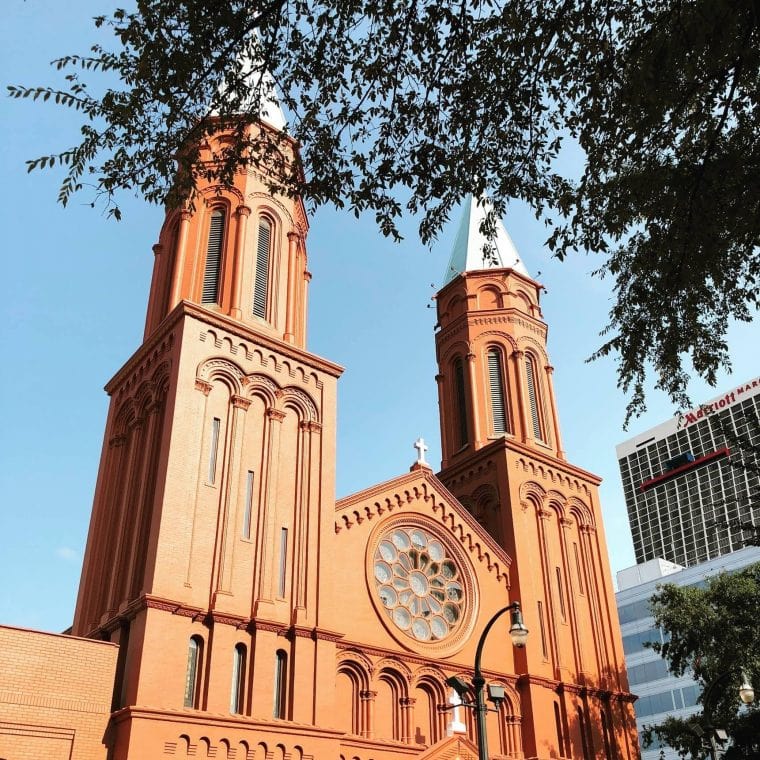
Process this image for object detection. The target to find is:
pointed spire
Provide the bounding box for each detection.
[443,195,529,285]
[248,66,287,131]
[214,49,287,132]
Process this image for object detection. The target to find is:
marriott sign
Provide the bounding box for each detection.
[678,376,760,428]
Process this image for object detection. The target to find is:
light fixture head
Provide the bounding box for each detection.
[446,675,472,699]
[739,673,755,705]
[487,683,506,705]
[508,603,529,648]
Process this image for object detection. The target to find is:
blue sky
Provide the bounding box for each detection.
[2,1,758,633]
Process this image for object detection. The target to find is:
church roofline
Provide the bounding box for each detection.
[335,466,513,579]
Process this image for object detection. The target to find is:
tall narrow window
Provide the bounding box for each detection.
[524,354,543,440]
[573,542,585,594]
[274,650,287,719]
[487,348,509,434]
[184,636,203,708]
[278,527,288,597]
[252,218,271,318]
[537,601,548,658]
[556,567,566,621]
[208,417,221,484]
[242,470,254,539]
[453,357,469,448]
[230,643,246,714]
[201,210,225,304]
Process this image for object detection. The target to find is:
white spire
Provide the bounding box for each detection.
[443,195,529,285]
[214,50,287,131]
[249,67,287,131]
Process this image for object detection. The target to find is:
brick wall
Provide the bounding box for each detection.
[0,625,117,760]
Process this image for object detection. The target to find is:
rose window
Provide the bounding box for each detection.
[373,526,465,642]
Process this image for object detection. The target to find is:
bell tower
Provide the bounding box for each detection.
[435,196,637,759]
[72,106,343,757]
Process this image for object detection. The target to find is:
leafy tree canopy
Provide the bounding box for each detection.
[8,0,760,422]
[644,563,760,758]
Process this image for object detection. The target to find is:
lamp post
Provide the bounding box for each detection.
[446,601,528,760]
[695,670,755,760]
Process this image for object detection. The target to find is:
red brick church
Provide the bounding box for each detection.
[0,106,638,760]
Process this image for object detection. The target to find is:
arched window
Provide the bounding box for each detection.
[184,635,203,708]
[230,643,246,714]
[273,649,287,719]
[487,347,509,434]
[253,218,272,319]
[201,209,225,304]
[524,353,544,441]
[453,357,469,448]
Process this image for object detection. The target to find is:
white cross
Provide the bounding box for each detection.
[414,437,428,465]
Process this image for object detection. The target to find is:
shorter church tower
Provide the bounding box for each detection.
[435,196,637,759]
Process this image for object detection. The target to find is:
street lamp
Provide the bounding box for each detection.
[694,670,756,760]
[445,601,528,760]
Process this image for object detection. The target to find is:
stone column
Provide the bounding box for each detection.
[545,364,565,459]
[169,209,192,308]
[400,696,416,743]
[361,690,377,739]
[512,350,529,443]
[284,232,300,343]
[435,374,450,464]
[230,205,251,319]
[466,351,482,446]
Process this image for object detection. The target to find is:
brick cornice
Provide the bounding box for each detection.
[111,705,344,739]
[105,300,343,397]
[439,435,602,487]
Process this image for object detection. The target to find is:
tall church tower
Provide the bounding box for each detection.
[72,108,344,757]
[435,196,635,758]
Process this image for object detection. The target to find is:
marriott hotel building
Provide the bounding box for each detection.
[617,377,760,567]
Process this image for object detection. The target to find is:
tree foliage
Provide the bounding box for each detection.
[644,563,760,758]
[8,0,760,421]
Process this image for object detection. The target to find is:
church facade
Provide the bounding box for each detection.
[1,117,638,760]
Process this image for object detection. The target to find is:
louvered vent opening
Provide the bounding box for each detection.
[487,349,508,434]
[454,358,469,447]
[525,355,543,440]
[201,210,225,304]
[253,219,271,318]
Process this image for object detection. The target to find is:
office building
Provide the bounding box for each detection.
[615,546,760,760]
[617,379,760,567]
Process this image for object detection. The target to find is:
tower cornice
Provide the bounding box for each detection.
[107,299,343,395]
[435,309,548,349]
[438,435,602,487]
[438,265,543,299]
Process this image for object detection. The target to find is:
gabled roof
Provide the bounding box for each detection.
[335,466,512,587]
[416,734,479,760]
[443,195,530,285]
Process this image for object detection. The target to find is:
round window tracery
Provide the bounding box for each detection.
[373,526,466,643]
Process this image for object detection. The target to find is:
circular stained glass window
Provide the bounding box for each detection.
[373,526,466,642]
